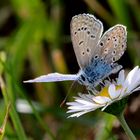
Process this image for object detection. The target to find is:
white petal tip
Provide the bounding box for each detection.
[23,80,36,83]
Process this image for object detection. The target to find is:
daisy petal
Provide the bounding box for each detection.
[66,66,140,118]
[92,96,111,104]
[108,84,120,99]
[124,66,139,87]
[117,70,125,85]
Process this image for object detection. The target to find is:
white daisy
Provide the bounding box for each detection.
[67,66,140,117]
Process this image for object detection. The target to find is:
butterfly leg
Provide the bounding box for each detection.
[87,86,99,95]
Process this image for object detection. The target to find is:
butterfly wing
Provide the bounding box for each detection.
[70,14,103,68]
[77,24,127,89]
[93,24,127,64]
[23,73,78,83]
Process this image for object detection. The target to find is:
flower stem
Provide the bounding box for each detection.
[117,112,136,140]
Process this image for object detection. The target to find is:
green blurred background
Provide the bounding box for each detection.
[0,0,140,139]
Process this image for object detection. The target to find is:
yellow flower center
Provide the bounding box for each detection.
[116,85,122,90]
[99,86,109,97]
[98,85,122,97]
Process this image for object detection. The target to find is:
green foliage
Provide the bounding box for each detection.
[104,98,128,116]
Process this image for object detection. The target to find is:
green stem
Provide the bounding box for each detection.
[0,103,10,140]
[0,76,28,140]
[117,112,136,140]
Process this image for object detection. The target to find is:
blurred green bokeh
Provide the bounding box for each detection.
[0,0,140,140]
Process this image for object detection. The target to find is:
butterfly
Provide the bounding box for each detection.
[24,13,127,92]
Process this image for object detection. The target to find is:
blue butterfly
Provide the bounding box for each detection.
[24,14,127,91]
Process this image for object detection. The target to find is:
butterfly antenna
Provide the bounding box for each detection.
[60,80,77,107]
